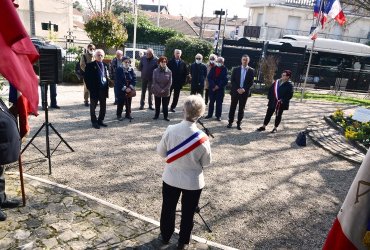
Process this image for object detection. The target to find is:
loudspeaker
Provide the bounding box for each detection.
[37,45,63,84]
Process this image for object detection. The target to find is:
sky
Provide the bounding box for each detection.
[139,0,249,18]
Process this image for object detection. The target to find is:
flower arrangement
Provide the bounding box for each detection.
[331,109,370,147]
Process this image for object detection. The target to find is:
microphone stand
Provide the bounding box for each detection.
[197,117,214,138]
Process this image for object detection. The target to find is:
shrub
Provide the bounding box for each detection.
[63,61,82,84]
[164,37,213,64]
[123,14,180,44]
[85,12,128,49]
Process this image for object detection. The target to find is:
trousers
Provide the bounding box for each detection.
[160,182,202,244]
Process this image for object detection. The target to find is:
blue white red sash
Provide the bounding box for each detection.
[274,80,282,113]
[166,130,208,164]
[274,79,280,100]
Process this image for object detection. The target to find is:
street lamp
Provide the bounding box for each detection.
[214,9,225,55]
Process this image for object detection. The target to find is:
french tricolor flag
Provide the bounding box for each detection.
[323,149,370,249]
[324,0,346,26]
[166,131,208,164]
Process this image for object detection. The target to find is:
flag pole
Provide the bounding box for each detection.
[18,155,26,206]
[132,0,138,68]
[157,0,161,27]
[300,0,325,102]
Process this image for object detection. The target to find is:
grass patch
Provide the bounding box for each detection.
[293,92,370,107]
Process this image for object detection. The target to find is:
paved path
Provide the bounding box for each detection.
[1,173,234,250]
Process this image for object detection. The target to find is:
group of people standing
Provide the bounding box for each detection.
[81,44,294,133]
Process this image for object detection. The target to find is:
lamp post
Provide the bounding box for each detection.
[214,9,225,55]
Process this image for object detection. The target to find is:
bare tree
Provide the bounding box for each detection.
[85,0,123,14]
[341,0,370,13]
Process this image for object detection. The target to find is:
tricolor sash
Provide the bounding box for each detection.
[166,130,208,164]
[274,80,282,113]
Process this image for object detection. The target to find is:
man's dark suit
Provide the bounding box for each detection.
[228,66,255,126]
[84,61,109,124]
[167,58,188,110]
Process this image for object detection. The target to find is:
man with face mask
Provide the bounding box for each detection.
[190,54,207,97]
[80,44,96,107]
[205,54,217,105]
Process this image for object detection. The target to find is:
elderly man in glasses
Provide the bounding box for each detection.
[84,49,110,129]
[189,53,207,97]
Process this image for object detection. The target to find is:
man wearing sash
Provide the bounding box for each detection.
[84,49,110,129]
[256,70,294,133]
[157,95,212,249]
[227,54,255,130]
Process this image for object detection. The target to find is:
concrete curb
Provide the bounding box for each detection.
[9,172,238,250]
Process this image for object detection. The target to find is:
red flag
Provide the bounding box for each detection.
[323,149,370,249]
[0,0,40,114]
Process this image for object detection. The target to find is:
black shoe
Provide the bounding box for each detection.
[0,209,6,221]
[216,117,221,121]
[237,125,242,130]
[164,118,170,121]
[271,128,277,133]
[177,243,189,250]
[149,106,155,110]
[1,199,20,209]
[139,106,144,110]
[153,116,159,120]
[257,126,266,132]
[125,116,133,120]
[170,108,176,113]
[204,115,212,119]
[113,101,117,105]
[84,102,89,107]
[227,123,232,128]
[98,121,108,127]
[117,116,124,121]
[92,123,100,129]
[50,105,60,109]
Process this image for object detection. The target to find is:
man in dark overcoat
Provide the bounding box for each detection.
[167,49,188,112]
[84,49,110,129]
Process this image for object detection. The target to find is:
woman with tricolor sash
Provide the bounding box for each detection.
[256,70,294,133]
[157,95,212,249]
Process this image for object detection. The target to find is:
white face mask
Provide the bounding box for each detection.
[88,50,94,55]
[196,60,201,64]
[216,62,222,67]
[209,60,215,64]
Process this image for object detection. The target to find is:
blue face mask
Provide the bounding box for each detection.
[216,62,222,67]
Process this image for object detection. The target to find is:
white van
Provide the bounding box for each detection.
[124,48,147,60]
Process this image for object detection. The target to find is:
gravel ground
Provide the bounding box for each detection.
[8,84,361,249]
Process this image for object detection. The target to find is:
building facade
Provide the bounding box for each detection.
[244,0,370,43]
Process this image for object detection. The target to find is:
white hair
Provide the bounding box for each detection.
[95,49,105,56]
[116,50,123,56]
[217,56,224,63]
[174,49,182,55]
[183,95,205,122]
[209,54,217,60]
[195,53,203,59]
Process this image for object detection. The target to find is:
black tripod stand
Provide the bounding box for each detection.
[21,83,74,174]
[195,202,212,232]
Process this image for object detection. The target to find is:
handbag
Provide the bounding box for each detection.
[108,79,114,88]
[295,131,307,147]
[126,88,136,98]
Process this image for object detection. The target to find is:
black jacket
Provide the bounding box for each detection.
[230,66,255,96]
[167,58,188,90]
[267,80,294,110]
[0,99,20,165]
[84,61,110,99]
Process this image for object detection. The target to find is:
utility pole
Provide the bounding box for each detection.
[29,0,35,36]
[214,9,225,55]
[199,0,205,38]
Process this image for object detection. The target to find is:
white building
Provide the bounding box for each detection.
[244,0,370,44]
